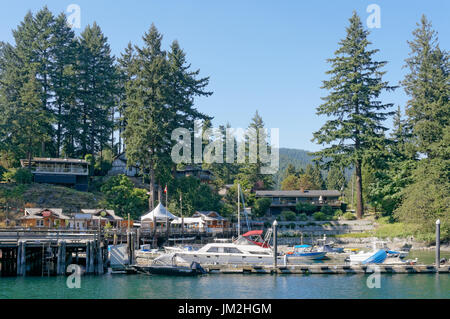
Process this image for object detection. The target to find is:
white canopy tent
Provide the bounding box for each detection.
[140,203,179,222]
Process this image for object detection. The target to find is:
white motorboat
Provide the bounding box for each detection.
[166,230,286,266]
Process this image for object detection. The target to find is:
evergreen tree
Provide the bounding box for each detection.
[237,111,274,191]
[402,15,449,159]
[76,22,118,157]
[312,12,396,218]
[326,165,346,191]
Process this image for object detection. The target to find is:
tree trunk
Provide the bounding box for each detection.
[355,159,364,219]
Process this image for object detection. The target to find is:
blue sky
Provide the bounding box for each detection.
[0,0,448,152]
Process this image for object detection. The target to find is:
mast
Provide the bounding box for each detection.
[237,184,240,236]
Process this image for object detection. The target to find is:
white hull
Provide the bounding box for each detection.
[174,252,285,266]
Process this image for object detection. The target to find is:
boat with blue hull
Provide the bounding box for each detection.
[287,245,327,260]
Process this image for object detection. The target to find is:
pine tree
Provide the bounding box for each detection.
[402,15,449,159]
[312,12,396,218]
[237,111,274,191]
[76,22,118,157]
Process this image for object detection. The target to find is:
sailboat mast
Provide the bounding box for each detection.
[237,184,240,236]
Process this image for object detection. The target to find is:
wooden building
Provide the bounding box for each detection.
[20,158,89,191]
[68,209,128,230]
[255,190,342,215]
[20,208,70,228]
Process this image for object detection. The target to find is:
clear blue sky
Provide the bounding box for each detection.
[1,0,448,152]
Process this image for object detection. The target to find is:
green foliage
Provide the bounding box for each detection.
[295,202,317,214]
[252,198,271,217]
[320,205,333,216]
[312,12,396,219]
[3,168,33,184]
[312,212,328,221]
[167,176,223,217]
[297,213,308,221]
[333,209,343,218]
[0,165,7,180]
[394,158,449,235]
[100,174,148,219]
[342,212,357,220]
[281,210,296,221]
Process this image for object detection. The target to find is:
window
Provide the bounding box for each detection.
[224,247,243,254]
[207,247,219,253]
[36,220,44,227]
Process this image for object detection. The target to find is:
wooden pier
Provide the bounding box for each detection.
[0,229,106,276]
[201,264,450,274]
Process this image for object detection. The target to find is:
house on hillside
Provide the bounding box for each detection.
[20,208,70,228]
[255,190,342,215]
[109,153,139,177]
[175,166,213,184]
[20,158,89,191]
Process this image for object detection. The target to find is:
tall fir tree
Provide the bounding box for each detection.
[312,12,396,218]
[76,22,118,158]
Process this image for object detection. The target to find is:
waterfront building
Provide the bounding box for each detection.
[255,190,342,215]
[20,208,70,228]
[20,158,89,191]
[68,209,126,230]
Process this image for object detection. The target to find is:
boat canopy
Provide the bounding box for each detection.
[242,230,263,237]
[294,245,311,248]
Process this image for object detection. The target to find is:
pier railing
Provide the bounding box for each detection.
[0,228,99,244]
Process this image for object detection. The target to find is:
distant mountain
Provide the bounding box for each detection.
[272,148,315,189]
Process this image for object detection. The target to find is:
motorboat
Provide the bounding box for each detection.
[164,230,286,266]
[316,235,344,254]
[286,245,327,260]
[133,253,206,276]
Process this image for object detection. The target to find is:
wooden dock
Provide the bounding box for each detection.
[0,229,106,276]
[201,264,450,274]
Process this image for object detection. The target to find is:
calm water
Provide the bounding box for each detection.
[1,251,449,299]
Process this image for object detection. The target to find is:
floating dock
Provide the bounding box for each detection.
[199,264,450,274]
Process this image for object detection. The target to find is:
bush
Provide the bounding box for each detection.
[0,165,6,180]
[343,212,357,220]
[3,168,33,184]
[313,212,329,221]
[334,209,343,217]
[320,205,333,216]
[297,213,308,221]
[253,198,271,217]
[288,223,296,229]
[295,202,317,214]
[281,210,297,221]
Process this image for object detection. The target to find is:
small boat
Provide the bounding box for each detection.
[133,253,206,276]
[286,245,327,260]
[316,235,344,254]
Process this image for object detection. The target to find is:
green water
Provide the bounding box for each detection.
[0,251,449,299]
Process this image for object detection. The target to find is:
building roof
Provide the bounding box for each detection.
[21,158,88,165]
[255,190,341,197]
[80,209,123,220]
[22,208,70,220]
[193,211,226,220]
